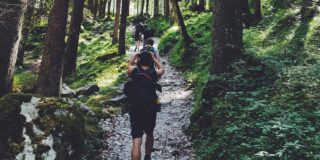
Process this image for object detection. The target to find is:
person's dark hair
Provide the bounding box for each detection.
[146,38,154,46]
[139,52,153,66]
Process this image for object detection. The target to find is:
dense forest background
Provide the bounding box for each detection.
[0,0,320,159]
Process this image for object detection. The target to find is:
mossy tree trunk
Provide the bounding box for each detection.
[146,0,149,14]
[36,0,69,97]
[171,0,192,47]
[93,0,99,19]
[301,0,313,22]
[112,0,121,44]
[64,0,85,76]
[118,0,130,55]
[211,0,243,74]
[0,0,28,97]
[253,0,262,22]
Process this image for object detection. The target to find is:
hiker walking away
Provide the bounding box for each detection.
[140,38,160,67]
[134,22,145,52]
[127,51,164,160]
[142,26,152,47]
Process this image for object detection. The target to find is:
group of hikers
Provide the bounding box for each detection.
[134,22,154,52]
[125,22,165,160]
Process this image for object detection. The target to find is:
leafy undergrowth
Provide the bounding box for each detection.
[145,16,171,37]
[158,6,320,160]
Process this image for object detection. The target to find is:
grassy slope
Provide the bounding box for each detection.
[158,5,320,160]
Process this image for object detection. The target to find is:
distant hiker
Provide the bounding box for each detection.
[127,51,164,160]
[134,22,145,52]
[142,26,152,46]
[139,38,160,69]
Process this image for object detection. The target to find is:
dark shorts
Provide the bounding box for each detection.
[129,106,157,139]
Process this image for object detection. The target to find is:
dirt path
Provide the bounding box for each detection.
[99,37,195,160]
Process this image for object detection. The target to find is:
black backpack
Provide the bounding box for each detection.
[124,67,157,107]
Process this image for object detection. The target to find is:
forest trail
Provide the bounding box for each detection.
[99,37,195,160]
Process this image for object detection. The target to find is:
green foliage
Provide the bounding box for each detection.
[13,71,37,93]
[145,16,171,37]
[158,4,320,159]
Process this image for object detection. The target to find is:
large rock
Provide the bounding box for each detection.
[75,83,100,96]
[60,84,76,97]
[0,94,85,160]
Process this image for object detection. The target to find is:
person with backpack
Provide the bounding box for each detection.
[139,38,160,68]
[134,22,145,52]
[127,50,164,160]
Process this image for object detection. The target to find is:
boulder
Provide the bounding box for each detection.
[0,94,86,160]
[75,83,100,96]
[60,84,76,97]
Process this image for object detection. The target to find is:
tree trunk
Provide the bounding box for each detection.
[301,0,313,22]
[137,0,140,15]
[112,0,121,44]
[199,0,205,11]
[0,0,28,97]
[240,0,253,27]
[146,0,149,14]
[211,0,243,74]
[88,0,94,10]
[36,0,69,96]
[253,0,262,22]
[118,0,130,55]
[154,0,159,17]
[17,0,35,66]
[93,0,99,19]
[140,0,145,14]
[164,0,169,19]
[64,0,85,76]
[171,0,192,47]
[107,0,112,18]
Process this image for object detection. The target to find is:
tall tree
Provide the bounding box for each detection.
[211,0,243,74]
[0,0,28,97]
[64,0,85,76]
[199,0,205,11]
[93,0,99,19]
[140,0,145,14]
[118,0,130,55]
[88,0,94,10]
[171,0,192,47]
[164,0,170,19]
[36,0,69,96]
[112,0,121,44]
[17,0,35,66]
[107,0,112,18]
[253,0,262,22]
[240,0,253,27]
[154,0,159,17]
[300,0,313,22]
[146,0,149,14]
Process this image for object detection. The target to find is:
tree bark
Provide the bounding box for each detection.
[64,0,85,76]
[253,0,262,22]
[154,0,159,17]
[36,0,69,96]
[240,0,253,27]
[137,0,140,15]
[211,0,243,74]
[88,0,94,10]
[146,0,149,14]
[93,0,99,19]
[17,0,35,66]
[0,0,28,97]
[107,0,112,18]
[171,0,192,47]
[112,0,121,44]
[301,0,313,22]
[140,0,145,14]
[118,0,130,55]
[164,0,169,19]
[199,0,205,11]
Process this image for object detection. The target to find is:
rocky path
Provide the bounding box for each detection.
[99,37,195,160]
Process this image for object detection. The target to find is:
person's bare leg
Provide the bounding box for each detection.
[132,138,142,160]
[145,133,154,156]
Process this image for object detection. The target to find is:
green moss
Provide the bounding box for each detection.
[13,71,37,93]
